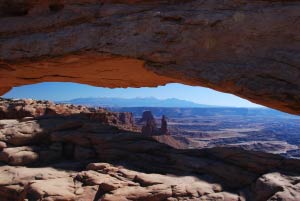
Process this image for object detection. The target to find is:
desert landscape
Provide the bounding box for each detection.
[67,98,300,158]
[115,107,300,158]
[0,0,300,200]
[1,98,300,201]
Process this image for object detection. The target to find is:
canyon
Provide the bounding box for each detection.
[0,98,300,200]
[114,107,300,158]
[0,0,300,200]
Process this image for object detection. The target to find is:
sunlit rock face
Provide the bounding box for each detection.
[0,0,300,114]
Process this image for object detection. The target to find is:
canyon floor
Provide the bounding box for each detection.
[169,115,300,158]
[1,98,300,201]
[112,107,300,159]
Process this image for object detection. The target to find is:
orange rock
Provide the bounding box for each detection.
[0,1,299,114]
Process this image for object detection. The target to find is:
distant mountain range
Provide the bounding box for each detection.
[60,97,216,108]
[58,97,298,118]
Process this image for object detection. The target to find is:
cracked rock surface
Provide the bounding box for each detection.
[0,0,299,114]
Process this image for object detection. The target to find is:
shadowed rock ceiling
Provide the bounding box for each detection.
[0,0,299,114]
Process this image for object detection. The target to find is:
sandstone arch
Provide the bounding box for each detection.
[0,0,299,114]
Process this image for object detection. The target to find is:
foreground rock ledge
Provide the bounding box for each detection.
[0,98,300,200]
[0,0,300,114]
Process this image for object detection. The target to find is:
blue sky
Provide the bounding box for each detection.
[3,82,262,107]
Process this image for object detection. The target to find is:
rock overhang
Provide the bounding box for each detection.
[0,0,299,114]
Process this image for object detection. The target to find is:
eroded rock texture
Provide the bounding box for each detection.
[140,111,170,136]
[0,0,299,114]
[0,98,300,200]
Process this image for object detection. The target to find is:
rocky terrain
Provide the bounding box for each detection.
[0,0,299,200]
[115,107,300,158]
[0,98,300,201]
[0,0,299,114]
[166,115,300,158]
[139,111,169,136]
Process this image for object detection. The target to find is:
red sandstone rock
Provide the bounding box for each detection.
[160,115,168,135]
[0,1,299,114]
[0,146,39,165]
[0,141,7,150]
[140,111,170,136]
[0,98,136,130]
[142,119,158,136]
[0,99,300,200]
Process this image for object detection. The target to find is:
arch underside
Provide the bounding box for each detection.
[0,0,299,114]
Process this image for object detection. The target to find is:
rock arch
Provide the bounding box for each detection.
[0,0,299,114]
